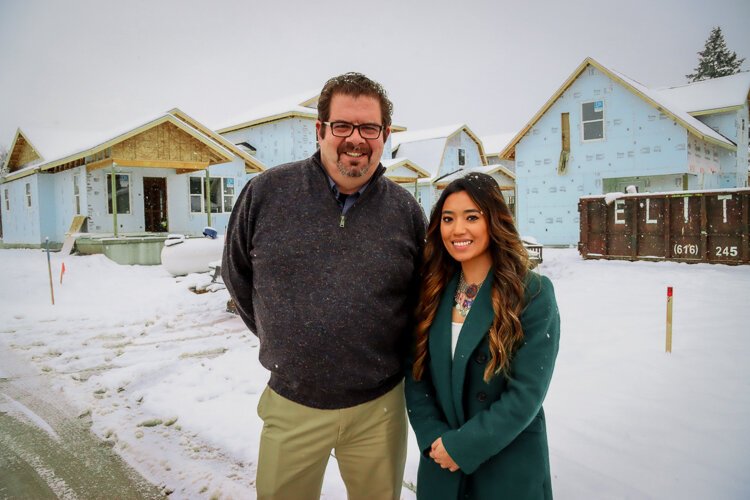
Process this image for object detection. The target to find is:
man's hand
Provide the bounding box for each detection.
[429,437,459,472]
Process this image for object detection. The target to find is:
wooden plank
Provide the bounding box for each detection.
[112,159,210,170]
[86,158,114,172]
[67,215,86,235]
[59,215,87,255]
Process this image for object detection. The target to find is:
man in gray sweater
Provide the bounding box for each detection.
[222,73,426,499]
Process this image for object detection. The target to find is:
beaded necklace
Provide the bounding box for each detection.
[454,272,486,317]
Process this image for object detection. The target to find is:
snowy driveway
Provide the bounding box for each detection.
[0,345,163,499]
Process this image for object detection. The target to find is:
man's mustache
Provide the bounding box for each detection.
[337,142,372,156]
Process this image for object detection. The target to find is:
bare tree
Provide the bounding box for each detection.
[0,144,8,176]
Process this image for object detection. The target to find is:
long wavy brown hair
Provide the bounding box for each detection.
[412,172,531,382]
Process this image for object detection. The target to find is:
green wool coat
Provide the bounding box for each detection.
[405,271,560,499]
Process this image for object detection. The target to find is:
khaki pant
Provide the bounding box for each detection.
[255,382,407,500]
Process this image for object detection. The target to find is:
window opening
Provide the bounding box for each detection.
[190,176,235,213]
[73,174,81,215]
[582,101,604,141]
[106,173,131,214]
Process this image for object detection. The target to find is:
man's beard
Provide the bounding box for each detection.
[336,160,371,178]
[336,142,372,178]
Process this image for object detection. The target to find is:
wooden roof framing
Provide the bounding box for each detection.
[2,129,44,176]
[169,108,265,173]
[2,111,257,183]
[44,114,233,173]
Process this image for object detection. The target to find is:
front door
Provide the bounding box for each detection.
[143,177,168,232]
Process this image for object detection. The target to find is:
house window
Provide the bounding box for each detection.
[73,174,81,215]
[189,177,203,213]
[458,148,466,166]
[4,189,9,211]
[106,173,131,214]
[189,176,234,213]
[222,178,235,210]
[25,183,32,208]
[582,100,604,141]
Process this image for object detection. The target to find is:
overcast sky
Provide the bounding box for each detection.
[1,0,748,151]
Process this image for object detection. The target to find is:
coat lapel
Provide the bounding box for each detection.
[428,273,460,428]
[451,269,494,424]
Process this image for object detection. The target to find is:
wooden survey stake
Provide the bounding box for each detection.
[665,286,673,353]
[46,238,55,306]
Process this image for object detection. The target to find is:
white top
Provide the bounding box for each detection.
[451,321,464,359]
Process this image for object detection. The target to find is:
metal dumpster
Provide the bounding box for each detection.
[578,188,750,265]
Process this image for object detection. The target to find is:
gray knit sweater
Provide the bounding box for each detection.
[222,151,426,409]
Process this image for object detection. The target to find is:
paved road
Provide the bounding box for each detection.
[0,344,163,499]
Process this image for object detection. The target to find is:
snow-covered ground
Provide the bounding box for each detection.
[0,248,748,499]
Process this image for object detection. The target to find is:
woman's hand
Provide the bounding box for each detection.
[429,437,460,472]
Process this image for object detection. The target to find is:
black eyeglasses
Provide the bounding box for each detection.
[322,121,384,140]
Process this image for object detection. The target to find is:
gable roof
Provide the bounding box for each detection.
[434,164,516,188]
[381,158,431,181]
[391,124,486,178]
[499,57,737,160]
[215,90,319,134]
[390,124,466,148]
[607,67,736,146]
[485,163,516,181]
[169,108,265,172]
[392,137,447,177]
[1,129,44,175]
[216,90,409,135]
[481,132,516,156]
[2,109,255,182]
[656,71,750,115]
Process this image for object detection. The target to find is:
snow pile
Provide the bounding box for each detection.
[604,191,626,204]
[1,248,749,499]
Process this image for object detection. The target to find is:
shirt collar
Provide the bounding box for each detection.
[325,173,371,199]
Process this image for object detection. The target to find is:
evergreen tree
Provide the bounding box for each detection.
[687,27,745,82]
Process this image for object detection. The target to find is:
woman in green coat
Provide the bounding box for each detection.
[406,173,560,499]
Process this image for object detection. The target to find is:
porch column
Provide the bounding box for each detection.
[205,168,212,227]
[110,164,118,237]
